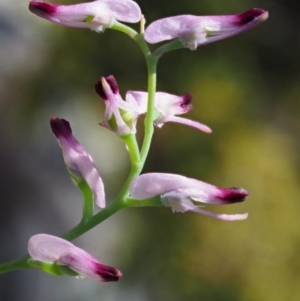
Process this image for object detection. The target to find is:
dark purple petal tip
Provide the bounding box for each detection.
[105,75,119,94]
[29,1,58,17]
[95,80,106,100]
[181,93,193,107]
[95,263,122,282]
[95,75,119,100]
[236,8,268,26]
[50,116,72,139]
[218,187,249,203]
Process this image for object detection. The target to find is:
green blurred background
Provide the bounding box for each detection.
[1,0,300,300]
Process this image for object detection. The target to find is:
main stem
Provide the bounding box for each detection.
[0,27,160,274]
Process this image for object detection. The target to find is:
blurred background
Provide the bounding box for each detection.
[1,0,300,300]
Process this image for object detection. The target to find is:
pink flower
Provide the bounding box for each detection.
[95,75,211,135]
[29,0,141,32]
[130,173,248,221]
[50,116,105,208]
[144,8,268,50]
[28,234,122,281]
[95,76,136,136]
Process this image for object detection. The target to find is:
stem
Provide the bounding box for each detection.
[0,23,161,276]
[140,55,158,163]
[0,255,31,274]
[0,196,163,274]
[62,200,124,241]
[122,134,140,167]
[152,39,184,58]
[78,180,94,220]
[111,21,151,57]
[110,21,138,38]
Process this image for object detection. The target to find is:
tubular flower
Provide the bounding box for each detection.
[50,116,105,208]
[95,75,211,135]
[130,173,248,221]
[126,91,212,133]
[144,8,268,50]
[95,75,137,136]
[28,234,122,281]
[29,0,141,32]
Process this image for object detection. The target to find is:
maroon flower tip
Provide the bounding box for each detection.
[29,1,57,16]
[105,75,119,94]
[50,116,72,139]
[181,93,193,110]
[95,264,122,282]
[236,8,268,26]
[218,187,249,203]
[95,79,107,100]
[95,75,119,100]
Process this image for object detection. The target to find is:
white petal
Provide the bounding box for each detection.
[28,234,74,262]
[157,115,212,133]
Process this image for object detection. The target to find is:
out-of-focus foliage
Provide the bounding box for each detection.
[1,0,300,300]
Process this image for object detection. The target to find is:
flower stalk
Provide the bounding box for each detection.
[0,0,269,278]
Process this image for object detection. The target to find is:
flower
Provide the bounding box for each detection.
[95,75,136,136]
[144,8,268,50]
[50,116,105,208]
[95,75,211,135]
[28,234,122,281]
[29,0,141,32]
[129,173,248,221]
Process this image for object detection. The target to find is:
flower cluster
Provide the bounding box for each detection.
[25,0,268,284]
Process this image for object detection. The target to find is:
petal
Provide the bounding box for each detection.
[126,91,192,116]
[130,173,194,199]
[28,234,75,262]
[99,0,142,23]
[145,15,200,44]
[161,194,248,220]
[190,207,249,221]
[156,115,212,133]
[153,92,192,116]
[60,249,122,281]
[125,91,148,114]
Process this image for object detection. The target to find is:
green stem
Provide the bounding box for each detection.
[0,23,161,276]
[0,196,163,274]
[61,196,163,241]
[0,255,31,274]
[63,25,159,239]
[122,134,140,167]
[77,180,94,220]
[152,39,184,58]
[62,200,124,241]
[111,53,158,202]
[140,55,158,163]
[111,21,151,57]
